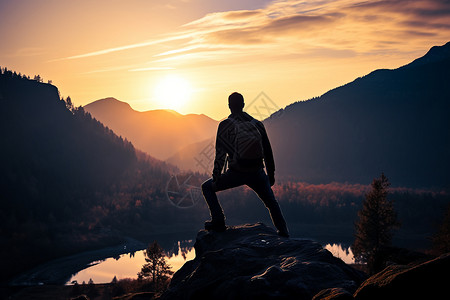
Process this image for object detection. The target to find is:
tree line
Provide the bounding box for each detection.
[0,69,176,282]
[1,66,52,84]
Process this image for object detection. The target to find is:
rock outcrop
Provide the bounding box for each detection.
[159,223,366,300]
[352,252,449,300]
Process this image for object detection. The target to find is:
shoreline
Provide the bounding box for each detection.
[8,237,146,286]
[7,227,200,286]
[7,223,429,286]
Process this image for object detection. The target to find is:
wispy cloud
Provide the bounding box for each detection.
[154,46,200,57]
[190,0,450,49]
[155,0,450,66]
[80,65,174,75]
[54,0,450,65]
[129,67,175,72]
[50,33,194,61]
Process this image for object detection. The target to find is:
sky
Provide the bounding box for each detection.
[1,0,450,120]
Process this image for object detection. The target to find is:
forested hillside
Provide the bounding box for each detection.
[0,69,192,282]
[266,42,450,188]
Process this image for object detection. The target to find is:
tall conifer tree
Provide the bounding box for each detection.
[138,241,173,291]
[352,173,399,273]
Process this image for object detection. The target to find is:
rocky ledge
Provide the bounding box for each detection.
[159,223,366,300]
[350,251,449,300]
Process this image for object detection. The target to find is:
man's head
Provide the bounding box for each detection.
[228,92,244,113]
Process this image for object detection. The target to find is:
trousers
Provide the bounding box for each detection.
[201,168,289,235]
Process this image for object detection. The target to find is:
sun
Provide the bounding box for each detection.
[153,74,192,111]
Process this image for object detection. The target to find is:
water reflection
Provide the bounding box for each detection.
[68,240,195,284]
[325,243,354,264]
[69,241,354,284]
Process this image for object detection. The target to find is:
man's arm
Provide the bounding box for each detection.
[212,121,228,181]
[258,122,275,184]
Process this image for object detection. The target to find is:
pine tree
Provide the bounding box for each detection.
[138,241,173,291]
[65,96,74,111]
[352,173,399,273]
[87,277,98,298]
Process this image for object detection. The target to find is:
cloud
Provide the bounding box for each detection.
[263,13,342,34]
[190,0,450,46]
[221,10,264,20]
[347,0,450,18]
[54,0,450,64]
[196,14,338,46]
[51,33,194,61]
[154,46,200,57]
[401,20,450,30]
[200,27,268,45]
[129,67,175,72]
[164,0,450,68]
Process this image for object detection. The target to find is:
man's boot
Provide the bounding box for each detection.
[277,229,289,238]
[204,219,226,232]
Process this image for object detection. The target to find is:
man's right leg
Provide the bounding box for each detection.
[201,178,226,229]
[201,169,245,231]
[247,170,290,237]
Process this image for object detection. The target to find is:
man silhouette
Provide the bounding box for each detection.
[201,92,289,237]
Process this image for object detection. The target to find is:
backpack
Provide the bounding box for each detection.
[229,118,264,162]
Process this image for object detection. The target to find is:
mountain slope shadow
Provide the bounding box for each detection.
[265,41,450,188]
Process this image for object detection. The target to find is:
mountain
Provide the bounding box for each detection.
[84,98,218,161]
[166,137,215,173]
[0,70,176,282]
[0,75,135,194]
[264,42,450,188]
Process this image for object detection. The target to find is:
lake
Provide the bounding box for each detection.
[68,239,196,284]
[68,239,355,284]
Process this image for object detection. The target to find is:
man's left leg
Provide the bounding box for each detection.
[201,178,226,230]
[201,169,245,231]
[247,170,290,237]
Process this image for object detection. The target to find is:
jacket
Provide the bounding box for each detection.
[212,111,275,178]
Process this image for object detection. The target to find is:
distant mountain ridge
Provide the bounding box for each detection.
[84,97,218,160]
[265,42,450,188]
[166,137,215,173]
[405,41,450,68]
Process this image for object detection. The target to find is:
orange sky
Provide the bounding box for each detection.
[1,0,449,120]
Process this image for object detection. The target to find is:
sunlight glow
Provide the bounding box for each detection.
[68,244,196,284]
[1,1,448,119]
[325,243,354,264]
[153,74,193,111]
